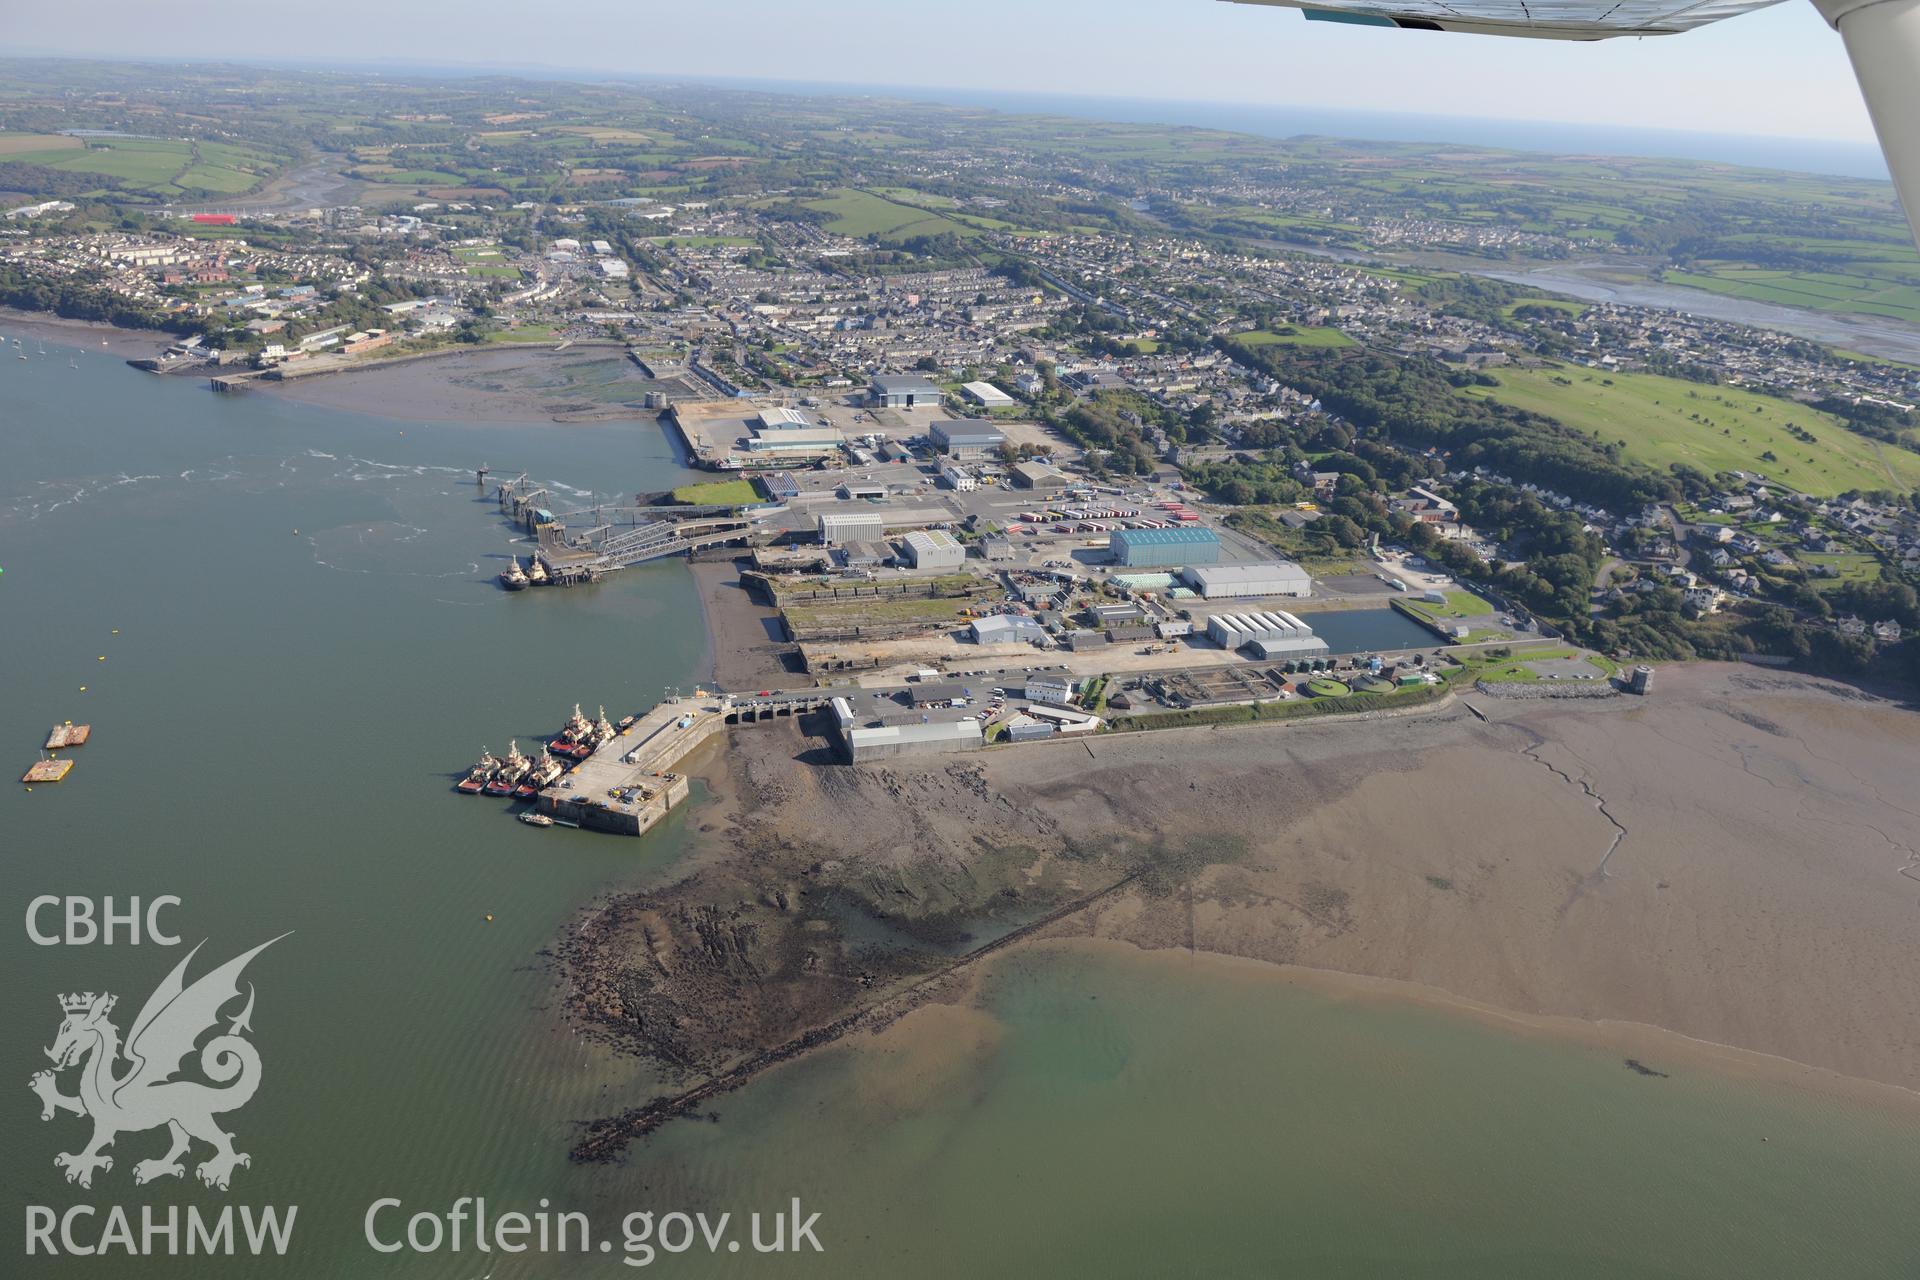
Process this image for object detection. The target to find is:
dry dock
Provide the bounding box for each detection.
[535,697,724,835]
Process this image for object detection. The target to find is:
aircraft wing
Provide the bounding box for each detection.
[1225,0,1785,39]
[1224,0,1920,247]
[1228,0,1781,38]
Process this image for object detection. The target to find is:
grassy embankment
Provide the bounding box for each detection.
[1229,326,1355,350]
[1462,364,1920,497]
[1101,680,1446,733]
[1439,647,1618,684]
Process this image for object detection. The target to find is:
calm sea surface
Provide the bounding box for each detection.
[5,341,1919,1277]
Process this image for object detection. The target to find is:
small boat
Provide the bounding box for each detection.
[617,714,637,731]
[519,812,554,828]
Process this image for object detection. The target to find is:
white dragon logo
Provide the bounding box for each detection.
[28,935,287,1191]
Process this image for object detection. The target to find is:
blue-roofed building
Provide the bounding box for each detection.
[1109,526,1221,568]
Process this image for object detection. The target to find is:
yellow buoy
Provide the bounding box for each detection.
[98,656,105,661]
[78,686,86,692]
[110,629,118,635]
[484,914,494,923]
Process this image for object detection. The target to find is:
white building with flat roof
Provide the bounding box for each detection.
[961,380,1015,407]
[818,510,885,545]
[939,462,977,491]
[901,529,966,570]
[1182,561,1311,599]
[1206,610,1327,658]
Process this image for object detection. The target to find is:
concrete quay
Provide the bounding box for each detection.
[536,697,722,835]
[527,688,843,835]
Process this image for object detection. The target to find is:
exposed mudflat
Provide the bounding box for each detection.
[0,307,170,359]
[561,663,1920,1153]
[266,344,653,423]
[690,556,793,691]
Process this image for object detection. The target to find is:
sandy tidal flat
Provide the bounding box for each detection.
[581,662,1920,1109]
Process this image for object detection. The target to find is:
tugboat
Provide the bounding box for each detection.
[592,706,616,747]
[486,741,530,796]
[456,748,498,794]
[526,556,549,586]
[514,745,556,800]
[550,704,597,759]
[499,558,529,591]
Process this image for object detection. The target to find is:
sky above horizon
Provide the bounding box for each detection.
[10,0,1877,145]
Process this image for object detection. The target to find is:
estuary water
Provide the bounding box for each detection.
[5,341,1920,1278]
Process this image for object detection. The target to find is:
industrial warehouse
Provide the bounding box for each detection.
[480,344,1580,788]
[929,420,1007,459]
[830,696,985,762]
[1183,561,1312,599]
[1109,526,1222,567]
[1205,611,1329,659]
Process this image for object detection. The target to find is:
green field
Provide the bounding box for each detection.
[1398,590,1497,624]
[1668,265,1920,327]
[1800,549,1883,587]
[485,324,560,344]
[1229,326,1355,350]
[26,135,283,197]
[800,188,979,243]
[1464,365,1920,496]
[1443,646,1617,684]
[1501,297,1588,319]
[454,248,521,280]
[670,478,760,505]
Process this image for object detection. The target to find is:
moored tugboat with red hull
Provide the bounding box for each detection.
[456,748,499,794]
[485,741,530,796]
[550,703,597,759]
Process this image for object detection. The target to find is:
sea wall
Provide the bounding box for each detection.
[1473,680,1620,700]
